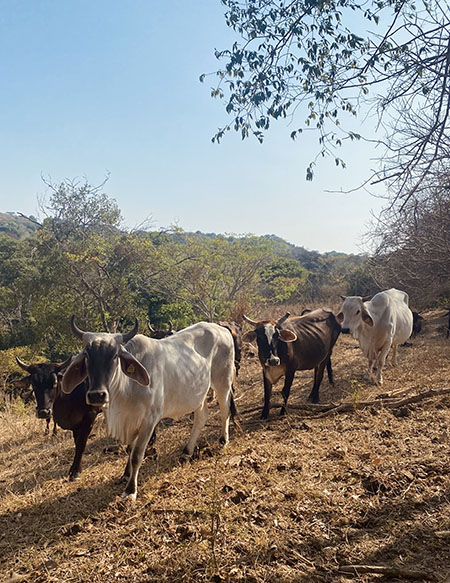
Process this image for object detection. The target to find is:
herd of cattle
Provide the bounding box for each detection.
[10,289,449,500]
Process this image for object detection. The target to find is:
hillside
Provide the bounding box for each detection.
[0,308,449,582]
[0,212,38,239]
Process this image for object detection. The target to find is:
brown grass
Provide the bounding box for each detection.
[0,309,449,583]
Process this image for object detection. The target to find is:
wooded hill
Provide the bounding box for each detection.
[0,195,369,360]
[0,212,38,239]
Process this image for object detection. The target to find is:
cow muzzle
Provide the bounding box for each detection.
[266,356,280,366]
[86,390,109,407]
[37,408,51,419]
[341,328,350,334]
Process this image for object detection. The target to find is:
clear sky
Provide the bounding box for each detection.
[0,0,387,254]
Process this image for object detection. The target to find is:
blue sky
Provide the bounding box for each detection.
[0,0,386,253]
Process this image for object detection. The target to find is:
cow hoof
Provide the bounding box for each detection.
[219,436,228,446]
[180,446,192,463]
[121,491,137,501]
[69,470,81,481]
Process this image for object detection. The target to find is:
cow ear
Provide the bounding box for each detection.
[279,329,297,342]
[119,347,150,387]
[336,312,344,324]
[361,308,374,327]
[242,330,257,344]
[62,352,87,394]
[13,376,32,389]
[340,295,347,301]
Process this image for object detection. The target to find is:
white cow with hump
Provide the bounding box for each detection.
[62,317,236,500]
[337,288,413,385]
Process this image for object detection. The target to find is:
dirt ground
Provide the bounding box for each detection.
[0,309,449,583]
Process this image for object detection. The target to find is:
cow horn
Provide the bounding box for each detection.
[168,321,173,332]
[277,312,290,326]
[70,315,86,340]
[243,314,258,326]
[361,295,372,302]
[121,319,139,343]
[147,321,155,333]
[56,355,73,372]
[15,356,31,372]
[340,295,347,301]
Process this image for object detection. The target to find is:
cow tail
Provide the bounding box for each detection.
[229,388,237,419]
[229,388,242,431]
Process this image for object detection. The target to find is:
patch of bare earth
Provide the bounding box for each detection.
[0,310,449,583]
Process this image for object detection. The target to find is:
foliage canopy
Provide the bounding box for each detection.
[0,180,364,356]
[206,0,450,204]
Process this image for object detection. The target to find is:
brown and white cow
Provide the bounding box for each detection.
[243,309,341,418]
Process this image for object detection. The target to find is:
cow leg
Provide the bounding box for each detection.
[123,423,158,500]
[120,428,156,482]
[367,359,376,381]
[326,357,334,385]
[308,361,327,403]
[45,418,50,435]
[52,419,57,436]
[261,375,273,420]
[119,443,135,483]
[391,343,398,366]
[182,401,209,459]
[375,344,391,385]
[69,415,96,480]
[215,387,233,446]
[280,370,295,416]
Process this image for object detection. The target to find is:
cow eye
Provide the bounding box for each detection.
[356,310,360,315]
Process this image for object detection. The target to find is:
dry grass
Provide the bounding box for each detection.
[0,309,449,583]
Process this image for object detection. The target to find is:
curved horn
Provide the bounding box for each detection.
[340,295,347,301]
[121,319,139,343]
[277,312,290,326]
[56,355,73,372]
[147,321,155,333]
[70,315,86,340]
[15,355,31,372]
[168,321,173,332]
[243,314,258,326]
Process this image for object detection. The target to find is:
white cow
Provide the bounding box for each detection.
[62,317,236,499]
[337,288,413,385]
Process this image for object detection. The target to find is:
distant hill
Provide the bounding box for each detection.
[0,212,39,240]
[0,214,364,271]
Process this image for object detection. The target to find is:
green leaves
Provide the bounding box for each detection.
[208,0,449,194]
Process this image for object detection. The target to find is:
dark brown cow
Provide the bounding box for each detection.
[243,309,341,418]
[300,308,334,383]
[15,356,99,480]
[411,311,424,337]
[147,321,175,339]
[219,321,243,376]
[445,308,450,339]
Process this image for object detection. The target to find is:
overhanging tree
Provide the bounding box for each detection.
[370,174,450,305]
[205,0,450,205]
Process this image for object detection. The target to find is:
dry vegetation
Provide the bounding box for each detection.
[1,310,449,583]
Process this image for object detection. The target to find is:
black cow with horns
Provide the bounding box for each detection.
[15,356,99,480]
